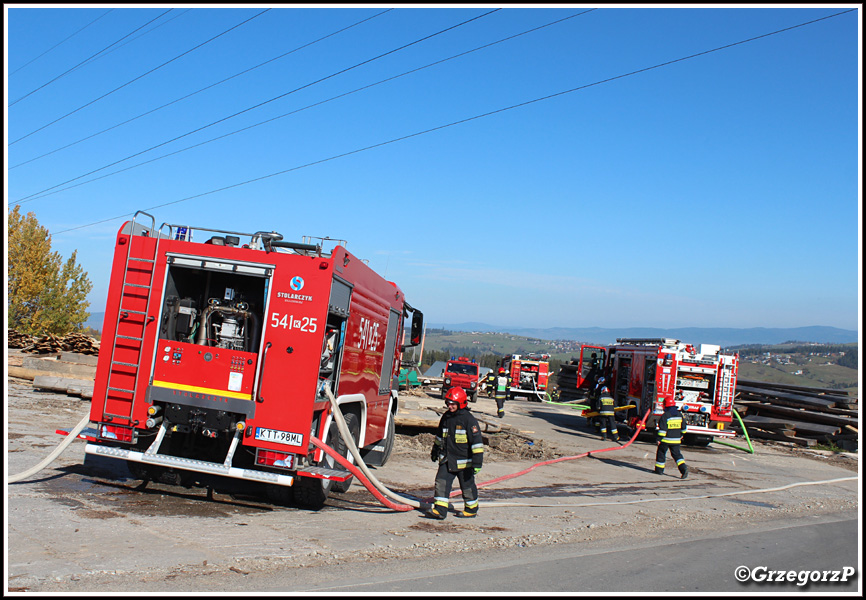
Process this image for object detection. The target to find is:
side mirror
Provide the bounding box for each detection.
[410,310,423,346]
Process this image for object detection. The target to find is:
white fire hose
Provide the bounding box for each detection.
[323,386,428,511]
[7,413,91,483]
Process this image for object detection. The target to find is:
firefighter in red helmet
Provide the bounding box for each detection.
[494,367,508,418]
[428,387,484,519]
[655,391,689,478]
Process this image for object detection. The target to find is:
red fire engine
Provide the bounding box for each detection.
[441,356,480,402]
[574,339,738,445]
[86,211,423,508]
[502,353,550,401]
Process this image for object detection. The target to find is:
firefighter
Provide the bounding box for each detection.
[494,368,508,418]
[428,387,484,519]
[655,392,689,478]
[597,380,619,443]
[485,370,497,398]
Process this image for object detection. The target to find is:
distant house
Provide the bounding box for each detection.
[423,361,447,378]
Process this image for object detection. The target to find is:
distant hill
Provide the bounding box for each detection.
[428,323,858,347]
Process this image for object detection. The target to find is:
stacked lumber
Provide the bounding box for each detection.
[733,378,858,449]
[7,329,35,348]
[14,331,100,355]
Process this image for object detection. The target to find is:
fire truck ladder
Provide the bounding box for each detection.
[718,363,735,413]
[102,211,160,424]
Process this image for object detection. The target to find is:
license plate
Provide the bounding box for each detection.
[255,427,303,446]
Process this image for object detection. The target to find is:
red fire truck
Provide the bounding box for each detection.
[441,356,481,402]
[574,339,738,445]
[503,353,550,401]
[85,211,423,508]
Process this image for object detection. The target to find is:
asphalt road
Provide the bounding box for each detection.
[270,512,860,593]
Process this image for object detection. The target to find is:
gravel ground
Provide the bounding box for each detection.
[5,373,860,593]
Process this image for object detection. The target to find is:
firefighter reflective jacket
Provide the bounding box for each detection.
[599,387,615,415]
[657,406,687,444]
[494,375,508,399]
[432,408,484,473]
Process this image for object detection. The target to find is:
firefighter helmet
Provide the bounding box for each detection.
[597,376,606,385]
[664,396,677,408]
[499,368,505,374]
[444,387,468,409]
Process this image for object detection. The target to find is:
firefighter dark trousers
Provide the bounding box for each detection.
[599,414,617,439]
[433,463,478,516]
[495,395,506,417]
[655,442,686,474]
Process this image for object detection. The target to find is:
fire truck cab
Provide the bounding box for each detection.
[585,338,738,445]
[441,356,480,402]
[503,353,550,401]
[86,211,423,509]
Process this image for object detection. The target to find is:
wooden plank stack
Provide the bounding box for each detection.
[733,378,858,449]
[8,329,100,356]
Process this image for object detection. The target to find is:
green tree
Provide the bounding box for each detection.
[8,205,92,335]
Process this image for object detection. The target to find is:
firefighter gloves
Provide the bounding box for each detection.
[430,445,439,462]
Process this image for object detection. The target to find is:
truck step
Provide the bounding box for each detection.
[297,465,353,482]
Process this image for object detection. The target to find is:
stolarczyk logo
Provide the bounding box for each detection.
[290,276,304,291]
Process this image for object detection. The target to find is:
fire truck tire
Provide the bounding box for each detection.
[292,418,346,508]
[469,391,478,403]
[332,412,360,493]
[379,414,396,466]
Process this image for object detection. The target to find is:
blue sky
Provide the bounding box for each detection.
[5,4,861,331]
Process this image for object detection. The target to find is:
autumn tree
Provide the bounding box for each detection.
[8,205,93,335]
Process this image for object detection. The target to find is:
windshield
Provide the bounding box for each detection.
[446,363,478,376]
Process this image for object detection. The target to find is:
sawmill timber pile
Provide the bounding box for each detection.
[733,378,858,449]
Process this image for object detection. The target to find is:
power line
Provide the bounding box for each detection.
[9,9,114,77]
[46,8,856,236]
[17,10,596,204]
[9,8,272,146]
[9,9,173,107]
[12,8,500,203]
[10,8,392,171]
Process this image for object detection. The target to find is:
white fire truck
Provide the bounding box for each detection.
[84,211,423,509]
[574,339,739,445]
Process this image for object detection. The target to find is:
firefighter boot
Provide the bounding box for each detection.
[428,503,448,520]
[680,464,689,479]
[460,501,479,518]
[654,466,664,475]
[497,409,505,419]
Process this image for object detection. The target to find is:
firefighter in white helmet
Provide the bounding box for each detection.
[428,387,484,519]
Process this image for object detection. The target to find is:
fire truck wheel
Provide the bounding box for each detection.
[469,391,478,403]
[332,412,360,493]
[379,414,396,466]
[293,416,351,508]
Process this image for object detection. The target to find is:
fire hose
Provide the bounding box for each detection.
[7,413,91,484]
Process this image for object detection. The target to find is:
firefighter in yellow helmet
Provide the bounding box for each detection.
[655,392,689,478]
[428,387,484,519]
[597,378,620,443]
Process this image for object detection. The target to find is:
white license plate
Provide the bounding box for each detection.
[255,427,303,446]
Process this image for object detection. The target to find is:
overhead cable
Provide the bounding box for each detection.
[17,10,594,204]
[9,8,114,77]
[9,8,272,146]
[13,8,500,203]
[46,8,857,235]
[10,8,393,170]
[10,9,173,107]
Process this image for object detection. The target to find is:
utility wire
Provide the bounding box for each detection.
[9,9,114,77]
[45,8,858,236]
[10,9,393,171]
[70,9,192,77]
[17,10,595,204]
[10,9,173,107]
[9,8,271,146]
[12,8,500,203]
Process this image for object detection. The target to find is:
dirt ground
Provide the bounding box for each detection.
[5,370,860,593]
